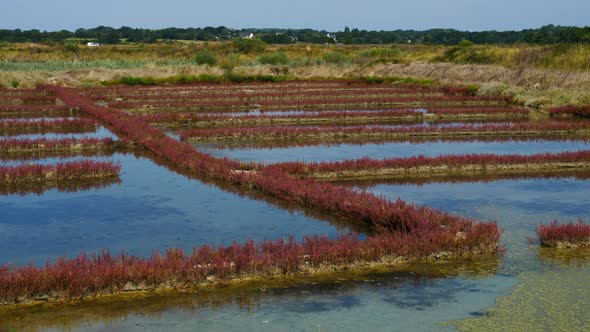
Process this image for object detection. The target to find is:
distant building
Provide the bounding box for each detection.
[326,33,338,42]
[241,32,255,39]
[87,42,102,47]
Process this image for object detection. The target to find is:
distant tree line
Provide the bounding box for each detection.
[0,25,588,45]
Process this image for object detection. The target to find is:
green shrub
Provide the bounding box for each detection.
[359,47,402,59]
[458,39,474,47]
[289,57,322,67]
[221,53,242,70]
[356,47,403,64]
[258,51,289,65]
[323,51,349,65]
[225,73,288,83]
[108,73,291,86]
[435,46,497,64]
[118,76,157,85]
[195,74,225,83]
[63,41,79,53]
[232,38,266,54]
[361,76,433,85]
[194,50,218,66]
[466,84,480,95]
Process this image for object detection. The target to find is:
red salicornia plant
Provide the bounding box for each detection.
[537,220,590,247]
[0,137,118,153]
[0,160,121,183]
[0,226,500,305]
[0,84,505,306]
[179,121,590,141]
[549,106,590,118]
[0,118,96,136]
[266,151,590,176]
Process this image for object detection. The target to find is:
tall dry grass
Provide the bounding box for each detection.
[1,42,589,107]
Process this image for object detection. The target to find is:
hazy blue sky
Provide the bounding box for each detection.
[2,0,589,32]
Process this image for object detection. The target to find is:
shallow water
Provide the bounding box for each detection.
[3,124,590,330]
[0,152,348,266]
[0,116,82,122]
[353,178,590,331]
[196,139,590,164]
[1,126,116,140]
[3,171,590,331]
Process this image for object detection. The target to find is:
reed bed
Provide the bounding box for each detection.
[0,160,121,183]
[549,106,590,118]
[537,220,590,247]
[179,122,590,142]
[265,151,590,180]
[0,118,96,136]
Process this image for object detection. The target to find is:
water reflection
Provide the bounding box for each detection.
[353,177,590,331]
[0,257,502,332]
[0,177,121,196]
[0,153,351,266]
[0,148,122,162]
[197,139,590,164]
[0,109,81,119]
[333,172,590,186]
[537,246,590,267]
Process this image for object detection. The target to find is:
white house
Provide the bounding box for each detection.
[240,32,255,39]
[87,42,102,47]
[326,33,338,42]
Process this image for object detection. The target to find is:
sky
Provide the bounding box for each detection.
[1,0,589,32]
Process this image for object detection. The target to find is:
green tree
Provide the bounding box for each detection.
[343,26,353,45]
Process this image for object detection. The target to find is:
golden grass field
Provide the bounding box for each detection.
[1,41,589,108]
